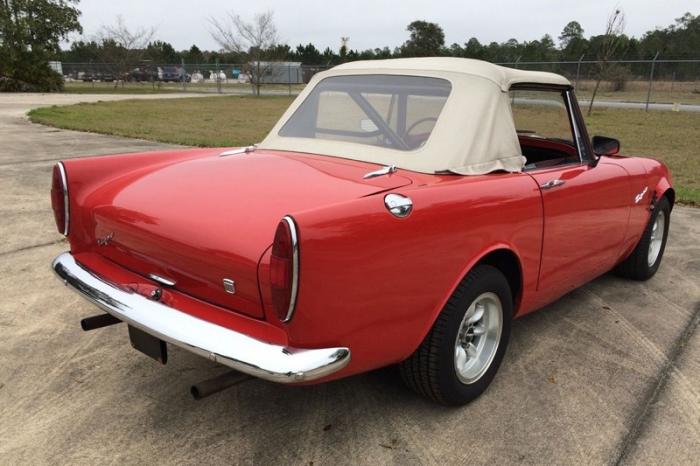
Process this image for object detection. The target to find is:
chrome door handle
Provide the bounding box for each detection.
[540,179,566,189]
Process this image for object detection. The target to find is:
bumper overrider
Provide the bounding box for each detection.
[52,252,350,383]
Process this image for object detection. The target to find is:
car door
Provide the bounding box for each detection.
[529,162,630,300]
[511,86,631,306]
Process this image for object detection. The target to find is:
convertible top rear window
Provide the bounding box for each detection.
[279,75,452,151]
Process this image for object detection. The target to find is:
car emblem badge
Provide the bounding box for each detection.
[634,187,648,204]
[149,273,176,287]
[97,232,114,246]
[223,278,236,294]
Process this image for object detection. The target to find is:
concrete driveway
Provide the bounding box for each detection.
[0,93,698,465]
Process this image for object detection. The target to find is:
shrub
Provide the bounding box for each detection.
[603,63,632,91]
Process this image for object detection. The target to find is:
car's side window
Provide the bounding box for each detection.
[509,88,581,170]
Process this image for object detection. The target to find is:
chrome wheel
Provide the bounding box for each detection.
[454,292,503,384]
[648,210,666,267]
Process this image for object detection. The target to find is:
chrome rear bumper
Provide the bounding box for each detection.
[52,252,350,383]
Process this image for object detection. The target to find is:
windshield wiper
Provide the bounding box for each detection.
[363,164,397,179]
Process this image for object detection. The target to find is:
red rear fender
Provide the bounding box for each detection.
[60,148,220,248]
[283,172,543,379]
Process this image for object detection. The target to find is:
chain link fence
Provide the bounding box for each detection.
[499,58,700,110]
[59,59,700,108]
[60,62,330,96]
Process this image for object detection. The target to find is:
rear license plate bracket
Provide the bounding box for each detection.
[128,325,167,364]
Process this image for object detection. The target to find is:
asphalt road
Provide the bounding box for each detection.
[0,93,698,465]
[513,96,700,113]
[580,100,700,112]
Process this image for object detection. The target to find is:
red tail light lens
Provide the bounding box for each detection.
[270,216,299,322]
[50,162,69,235]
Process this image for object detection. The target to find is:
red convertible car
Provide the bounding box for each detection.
[51,58,673,405]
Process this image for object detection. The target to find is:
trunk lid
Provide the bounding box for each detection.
[89,149,411,318]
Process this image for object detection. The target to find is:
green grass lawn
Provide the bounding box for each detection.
[29,95,294,147]
[28,95,700,204]
[585,109,700,204]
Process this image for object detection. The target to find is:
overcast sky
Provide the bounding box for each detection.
[74,0,697,52]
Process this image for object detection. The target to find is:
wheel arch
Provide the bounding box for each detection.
[474,248,523,313]
[427,246,524,333]
[643,158,674,211]
[660,186,675,210]
[402,245,524,375]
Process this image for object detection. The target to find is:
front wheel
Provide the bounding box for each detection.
[615,196,671,281]
[400,265,512,405]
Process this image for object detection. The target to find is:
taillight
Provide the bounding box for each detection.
[270,216,299,322]
[50,162,69,235]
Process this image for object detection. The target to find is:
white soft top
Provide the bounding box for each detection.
[259,57,571,175]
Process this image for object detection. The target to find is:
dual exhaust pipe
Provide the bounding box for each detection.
[80,313,252,399]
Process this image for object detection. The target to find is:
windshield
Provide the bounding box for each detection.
[279,75,452,151]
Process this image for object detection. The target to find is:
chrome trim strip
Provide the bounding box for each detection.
[281,215,299,323]
[52,252,350,383]
[56,162,69,235]
[539,179,566,190]
[148,273,176,287]
[363,164,397,179]
[565,90,585,164]
[218,145,256,157]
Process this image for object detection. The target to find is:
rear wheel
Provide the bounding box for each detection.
[400,265,512,405]
[615,196,670,281]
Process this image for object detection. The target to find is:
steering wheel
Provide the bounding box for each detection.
[405,117,438,137]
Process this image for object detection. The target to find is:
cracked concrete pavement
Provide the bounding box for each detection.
[0,93,698,465]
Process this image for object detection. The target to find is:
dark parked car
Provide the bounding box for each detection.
[160,66,191,83]
[127,67,158,82]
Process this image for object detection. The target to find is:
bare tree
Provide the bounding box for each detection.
[97,16,156,86]
[209,10,278,96]
[587,9,626,116]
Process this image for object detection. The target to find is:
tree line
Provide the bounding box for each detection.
[59,13,700,66]
[1,0,698,92]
